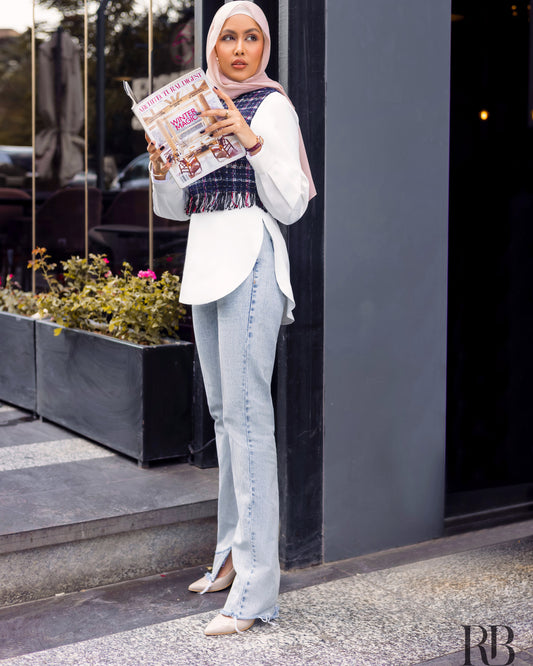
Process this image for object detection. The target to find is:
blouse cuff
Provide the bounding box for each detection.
[246,140,277,175]
[151,172,179,192]
[149,162,172,186]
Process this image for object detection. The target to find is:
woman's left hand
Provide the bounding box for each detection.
[200,88,259,151]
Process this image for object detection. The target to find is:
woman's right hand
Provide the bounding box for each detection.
[145,133,172,180]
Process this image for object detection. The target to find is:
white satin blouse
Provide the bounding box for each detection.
[151,91,309,325]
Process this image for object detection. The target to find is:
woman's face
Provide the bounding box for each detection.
[215,14,264,82]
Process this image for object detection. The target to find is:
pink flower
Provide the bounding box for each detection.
[137,269,157,280]
[102,258,109,264]
[7,274,14,280]
[105,271,112,278]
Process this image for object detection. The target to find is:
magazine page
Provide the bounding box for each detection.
[125,68,245,188]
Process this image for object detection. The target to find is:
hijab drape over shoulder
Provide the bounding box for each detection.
[206,1,316,200]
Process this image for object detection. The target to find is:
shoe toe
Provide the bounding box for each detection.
[188,568,236,594]
[188,576,209,593]
[204,614,254,636]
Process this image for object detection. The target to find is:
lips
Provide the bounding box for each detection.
[232,59,247,68]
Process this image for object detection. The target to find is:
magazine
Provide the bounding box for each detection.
[124,68,245,188]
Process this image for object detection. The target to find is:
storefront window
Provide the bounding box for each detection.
[0,0,194,289]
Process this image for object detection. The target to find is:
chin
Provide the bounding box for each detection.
[222,66,256,83]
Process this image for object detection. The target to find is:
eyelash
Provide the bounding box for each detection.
[221,34,258,42]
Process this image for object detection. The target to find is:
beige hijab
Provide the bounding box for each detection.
[206,1,317,200]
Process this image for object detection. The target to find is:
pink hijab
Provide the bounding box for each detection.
[206,1,316,200]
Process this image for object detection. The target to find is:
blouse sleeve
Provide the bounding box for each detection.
[151,170,190,221]
[248,92,309,225]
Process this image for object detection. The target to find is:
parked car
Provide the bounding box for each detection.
[110,153,150,190]
[0,146,33,188]
[65,170,98,188]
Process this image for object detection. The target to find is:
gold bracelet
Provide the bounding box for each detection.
[149,162,167,181]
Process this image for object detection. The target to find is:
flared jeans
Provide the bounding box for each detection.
[192,229,284,621]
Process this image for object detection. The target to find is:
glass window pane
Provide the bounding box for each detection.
[0,9,33,287]
[33,5,87,274]
[0,2,194,293]
[89,0,194,287]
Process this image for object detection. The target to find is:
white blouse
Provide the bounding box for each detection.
[152,91,309,325]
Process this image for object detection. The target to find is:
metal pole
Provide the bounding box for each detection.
[31,0,36,293]
[84,0,89,258]
[529,3,533,127]
[148,0,154,270]
[54,26,63,184]
[96,0,111,190]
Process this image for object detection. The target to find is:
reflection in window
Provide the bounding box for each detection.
[0,24,32,286]
[0,1,195,296]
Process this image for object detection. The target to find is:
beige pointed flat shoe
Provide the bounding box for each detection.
[204,613,255,636]
[187,568,236,593]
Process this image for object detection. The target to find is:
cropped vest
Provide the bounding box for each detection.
[186,87,277,215]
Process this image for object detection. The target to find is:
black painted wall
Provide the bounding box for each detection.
[197,0,325,569]
[276,0,325,569]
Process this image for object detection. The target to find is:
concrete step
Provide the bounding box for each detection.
[0,403,218,606]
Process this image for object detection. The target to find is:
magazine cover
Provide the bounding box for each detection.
[124,68,245,188]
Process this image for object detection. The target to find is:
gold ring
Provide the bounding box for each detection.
[225,110,229,119]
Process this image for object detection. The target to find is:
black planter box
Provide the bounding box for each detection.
[35,320,194,465]
[0,312,36,411]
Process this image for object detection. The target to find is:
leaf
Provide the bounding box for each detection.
[53,327,63,337]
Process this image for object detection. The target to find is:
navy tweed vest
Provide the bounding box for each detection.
[186,87,277,215]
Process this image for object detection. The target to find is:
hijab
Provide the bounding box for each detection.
[206,1,317,200]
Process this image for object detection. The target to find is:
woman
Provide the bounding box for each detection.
[148,0,315,636]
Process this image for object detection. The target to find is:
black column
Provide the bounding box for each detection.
[199,0,278,76]
[276,0,325,570]
[199,0,218,68]
[199,0,326,571]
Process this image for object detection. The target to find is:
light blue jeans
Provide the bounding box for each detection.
[192,228,284,622]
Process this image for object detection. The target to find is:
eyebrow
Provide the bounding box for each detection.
[220,28,261,35]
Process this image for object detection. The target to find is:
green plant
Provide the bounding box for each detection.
[0,274,39,316]
[28,248,186,345]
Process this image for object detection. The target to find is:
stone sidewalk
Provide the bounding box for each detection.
[1,401,532,665]
[0,519,532,665]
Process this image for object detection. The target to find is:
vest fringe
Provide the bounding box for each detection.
[187,191,262,215]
